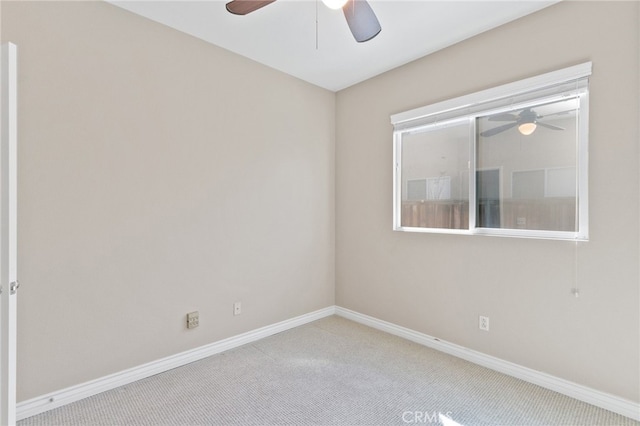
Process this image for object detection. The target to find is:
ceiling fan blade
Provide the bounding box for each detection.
[343,0,381,43]
[488,113,518,122]
[480,122,518,137]
[537,122,565,131]
[226,0,275,15]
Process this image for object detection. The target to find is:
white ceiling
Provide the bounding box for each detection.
[109,0,559,92]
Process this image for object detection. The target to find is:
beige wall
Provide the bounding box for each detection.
[2,1,335,401]
[336,1,639,403]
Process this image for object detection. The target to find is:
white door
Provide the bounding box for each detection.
[0,42,18,426]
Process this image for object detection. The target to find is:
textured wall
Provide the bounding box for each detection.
[336,1,639,402]
[2,1,335,401]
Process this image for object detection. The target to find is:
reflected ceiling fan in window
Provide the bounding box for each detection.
[480,107,566,137]
[225,0,382,43]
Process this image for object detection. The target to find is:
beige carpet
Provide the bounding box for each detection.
[19,316,638,425]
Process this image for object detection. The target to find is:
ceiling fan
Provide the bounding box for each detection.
[225,0,382,43]
[480,107,566,137]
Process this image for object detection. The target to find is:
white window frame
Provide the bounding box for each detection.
[391,62,591,241]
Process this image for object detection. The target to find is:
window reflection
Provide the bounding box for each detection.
[476,98,579,232]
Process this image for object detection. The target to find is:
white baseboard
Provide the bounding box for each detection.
[335,306,640,421]
[18,305,640,422]
[17,306,336,421]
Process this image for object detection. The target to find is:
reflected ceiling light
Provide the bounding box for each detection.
[518,121,537,136]
[322,0,349,9]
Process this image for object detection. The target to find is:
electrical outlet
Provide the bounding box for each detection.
[479,315,489,331]
[234,302,242,316]
[187,311,199,329]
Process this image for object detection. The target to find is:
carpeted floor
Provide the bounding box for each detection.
[19,316,638,425]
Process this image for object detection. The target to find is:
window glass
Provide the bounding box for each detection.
[400,122,470,230]
[476,98,579,232]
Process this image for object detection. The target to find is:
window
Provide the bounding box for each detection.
[391,63,590,240]
[399,120,469,229]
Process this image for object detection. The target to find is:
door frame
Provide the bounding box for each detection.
[1,41,19,426]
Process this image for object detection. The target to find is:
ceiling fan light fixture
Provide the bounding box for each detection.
[226,0,381,43]
[322,0,348,9]
[518,122,537,136]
